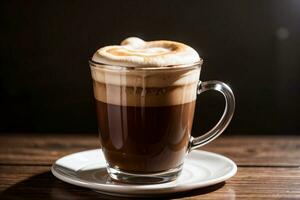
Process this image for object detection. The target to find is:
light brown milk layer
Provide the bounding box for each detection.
[91,66,200,107]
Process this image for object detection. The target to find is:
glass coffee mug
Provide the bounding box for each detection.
[89,60,235,184]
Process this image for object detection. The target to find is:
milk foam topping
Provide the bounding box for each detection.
[92,37,200,67]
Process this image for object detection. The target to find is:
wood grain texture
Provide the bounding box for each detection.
[0,134,299,166]
[0,134,99,165]
[0,165,299,199]
[0,134,300,199]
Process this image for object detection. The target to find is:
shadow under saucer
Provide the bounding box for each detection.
[0,170,225,200]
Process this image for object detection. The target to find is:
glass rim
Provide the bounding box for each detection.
[89,59,203,71]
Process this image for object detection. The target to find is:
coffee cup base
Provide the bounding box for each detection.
[106,164,183,184]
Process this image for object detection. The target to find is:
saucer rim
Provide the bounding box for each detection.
[51,149,237,195]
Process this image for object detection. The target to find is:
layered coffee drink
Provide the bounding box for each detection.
[90,37,202,174]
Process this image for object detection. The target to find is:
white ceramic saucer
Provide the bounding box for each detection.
[51,149,237,197]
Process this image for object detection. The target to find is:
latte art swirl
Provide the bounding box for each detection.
[92,37,200,67]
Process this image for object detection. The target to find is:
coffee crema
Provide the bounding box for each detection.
[92,37,201,67]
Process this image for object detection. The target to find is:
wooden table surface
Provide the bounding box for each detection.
[0,134,299,199]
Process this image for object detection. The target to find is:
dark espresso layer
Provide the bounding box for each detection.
[96,100,196,173]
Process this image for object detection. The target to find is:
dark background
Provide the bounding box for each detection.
[1,0,300,135]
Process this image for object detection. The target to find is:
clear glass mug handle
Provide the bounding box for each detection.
[188,80,235,151]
